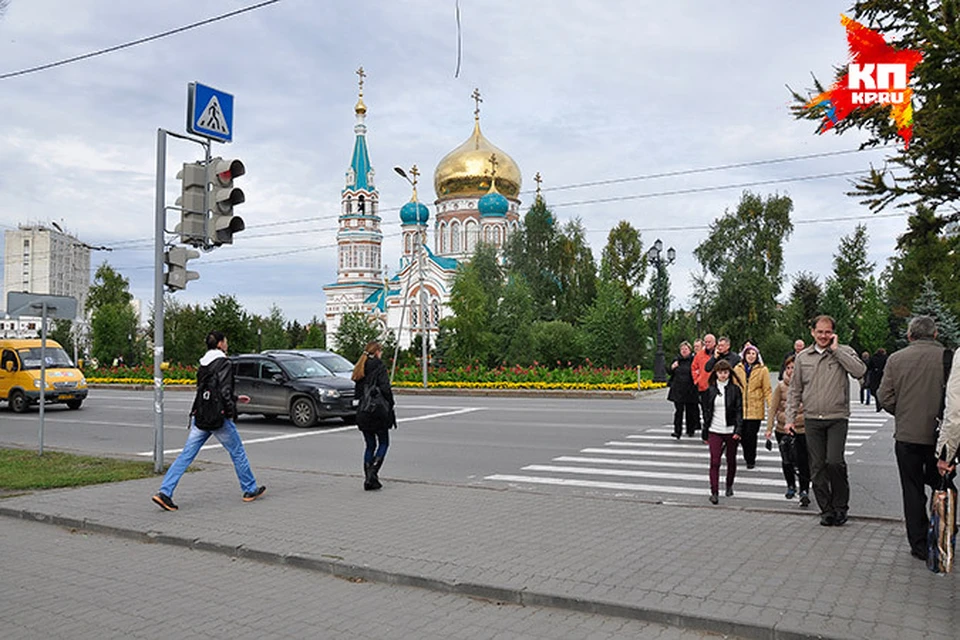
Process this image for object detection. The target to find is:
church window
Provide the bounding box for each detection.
[411,305,419,328]
[358,195,365,213]
[438,222,446,253]
[405,233,411,254]
[451,221,461,253]
[483,226,491,244]
[346,196,352,214]
[494,226,501,245]
[465,220,478,253]
[431,300,440,328]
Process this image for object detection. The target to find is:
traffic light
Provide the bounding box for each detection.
[164,245,201,291]
[207,157,246,246]
[175,162,207,247]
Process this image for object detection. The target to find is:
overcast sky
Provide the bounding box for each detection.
[0,1,907,324]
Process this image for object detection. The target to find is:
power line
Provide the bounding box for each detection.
[0,0,285,80]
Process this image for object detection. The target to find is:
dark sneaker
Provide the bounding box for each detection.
[785,487,796,499]
[910,548,927,560]
[725,486,734,497]
[833,510,848,526]
[709,494,719,505]
[242,486,267,502]
[820,512,836,526]
[746,463,756,470]
[152,493,178,512]
[799,491,811,508]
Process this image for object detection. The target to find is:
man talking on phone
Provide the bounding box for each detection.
[785,315,866,527]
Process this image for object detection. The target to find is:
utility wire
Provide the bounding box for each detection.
[0,0,284,80]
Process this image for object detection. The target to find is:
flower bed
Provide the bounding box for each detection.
[85,362,667,391]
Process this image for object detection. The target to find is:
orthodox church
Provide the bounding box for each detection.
[323,71,524,349]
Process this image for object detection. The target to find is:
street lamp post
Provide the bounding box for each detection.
[394,165,428,389]
[646,239,675,383]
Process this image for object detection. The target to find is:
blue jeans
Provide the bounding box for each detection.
[159,418,257,497]
[362,429,389,463]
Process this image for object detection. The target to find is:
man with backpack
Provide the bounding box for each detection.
[878,316,950,560]
[152,330,266,512]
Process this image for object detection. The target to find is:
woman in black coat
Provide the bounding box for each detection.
[351,341,396,490]
[867,348,887,413]
[668,341,701,438]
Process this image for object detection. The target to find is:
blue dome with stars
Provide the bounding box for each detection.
[478,190,509,217]
[400,199,430,225]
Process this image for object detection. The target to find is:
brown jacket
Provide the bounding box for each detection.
[768,378,805,435]
[877,338,946,445]
[786,343,866,423]
[733,362,771,421]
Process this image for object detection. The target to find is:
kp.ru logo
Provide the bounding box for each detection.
[804,15,922,147]
[848,63,907,105]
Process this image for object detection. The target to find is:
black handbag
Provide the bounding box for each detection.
[358,377,390,423]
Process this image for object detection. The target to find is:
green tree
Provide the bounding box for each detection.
[909,277,960,348]
[444,249,500,366]
[334,311,380,363]
[160,297,208,365]
[530,320,581,366]
[600,220,647,299]
[301,317,325,348]
[285,319,306,349]
[494,276,536,365]
[86,263,132,313]
[258,304,287,351]
[694,191,794,343]
[48,320,74,356]
[832,224,875,317]
[579,280,630,367]
[504,197,561,320]
[820,278,854,344]
[858,276,889,353]
[783,272,823,340]
[790,1,960,215]
[207,295,255,353]
[555,219,598,324]
[883,205,960,320]
[86,263,138,365]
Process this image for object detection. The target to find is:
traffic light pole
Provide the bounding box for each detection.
[153,128,210,474]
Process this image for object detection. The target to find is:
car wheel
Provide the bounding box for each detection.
[262,413,278,420]
[10,390,29,413]
[66,399,83,410]
[290,397,317,428]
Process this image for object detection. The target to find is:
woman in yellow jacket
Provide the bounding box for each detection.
[732,345,771,469]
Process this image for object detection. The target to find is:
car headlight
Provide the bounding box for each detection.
[34,379,42,388]
[79,377,87,387]
[318,388,341,400]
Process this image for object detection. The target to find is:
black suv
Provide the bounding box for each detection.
[231,353,357,427]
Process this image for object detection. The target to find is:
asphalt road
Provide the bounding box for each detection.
[1,384,903,519]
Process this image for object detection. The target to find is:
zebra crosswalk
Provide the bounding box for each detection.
[485,404,890,504]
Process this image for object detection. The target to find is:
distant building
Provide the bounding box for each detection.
[3,223,91,313]
[2,224,92,340]
[324,71,522,350]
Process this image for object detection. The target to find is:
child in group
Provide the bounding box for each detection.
[701,359,743,504]
[766,354,811,507]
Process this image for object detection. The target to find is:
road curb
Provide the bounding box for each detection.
[0,504,839,640]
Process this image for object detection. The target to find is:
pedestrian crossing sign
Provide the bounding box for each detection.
[187,82,234,143]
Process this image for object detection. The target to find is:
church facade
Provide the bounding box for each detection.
[324,73,523,350]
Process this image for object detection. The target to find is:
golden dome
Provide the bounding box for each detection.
[355,97,367,115]
[434,120,521,199]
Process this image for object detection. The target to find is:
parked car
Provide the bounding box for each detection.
[1,338,88,412]
[262,349,355,379]
[231,353,357,427]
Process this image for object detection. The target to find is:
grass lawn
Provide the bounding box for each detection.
[0,448,158,491]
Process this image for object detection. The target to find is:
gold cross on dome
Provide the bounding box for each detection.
[356,66,366,94]
[472,88,482,120]
[488,154,499,178]
[409,164,420,187]
[534,171,543,196]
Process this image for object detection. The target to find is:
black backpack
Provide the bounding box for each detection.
[194,374,225,431]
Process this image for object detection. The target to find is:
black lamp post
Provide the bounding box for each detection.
[647,239,675,383]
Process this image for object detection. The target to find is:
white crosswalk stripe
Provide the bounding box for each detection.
[485,403,892,504]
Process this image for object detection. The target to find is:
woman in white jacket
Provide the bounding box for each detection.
[936,349,960,475]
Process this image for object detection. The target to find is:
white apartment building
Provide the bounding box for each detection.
[2,224,92,338]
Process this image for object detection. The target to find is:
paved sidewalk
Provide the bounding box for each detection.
[1,465,956,640]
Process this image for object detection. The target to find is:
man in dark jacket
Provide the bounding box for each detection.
[152,330,266,511]
[705,336,742,374]
[868,348,888,412]
[878,316,948,561]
